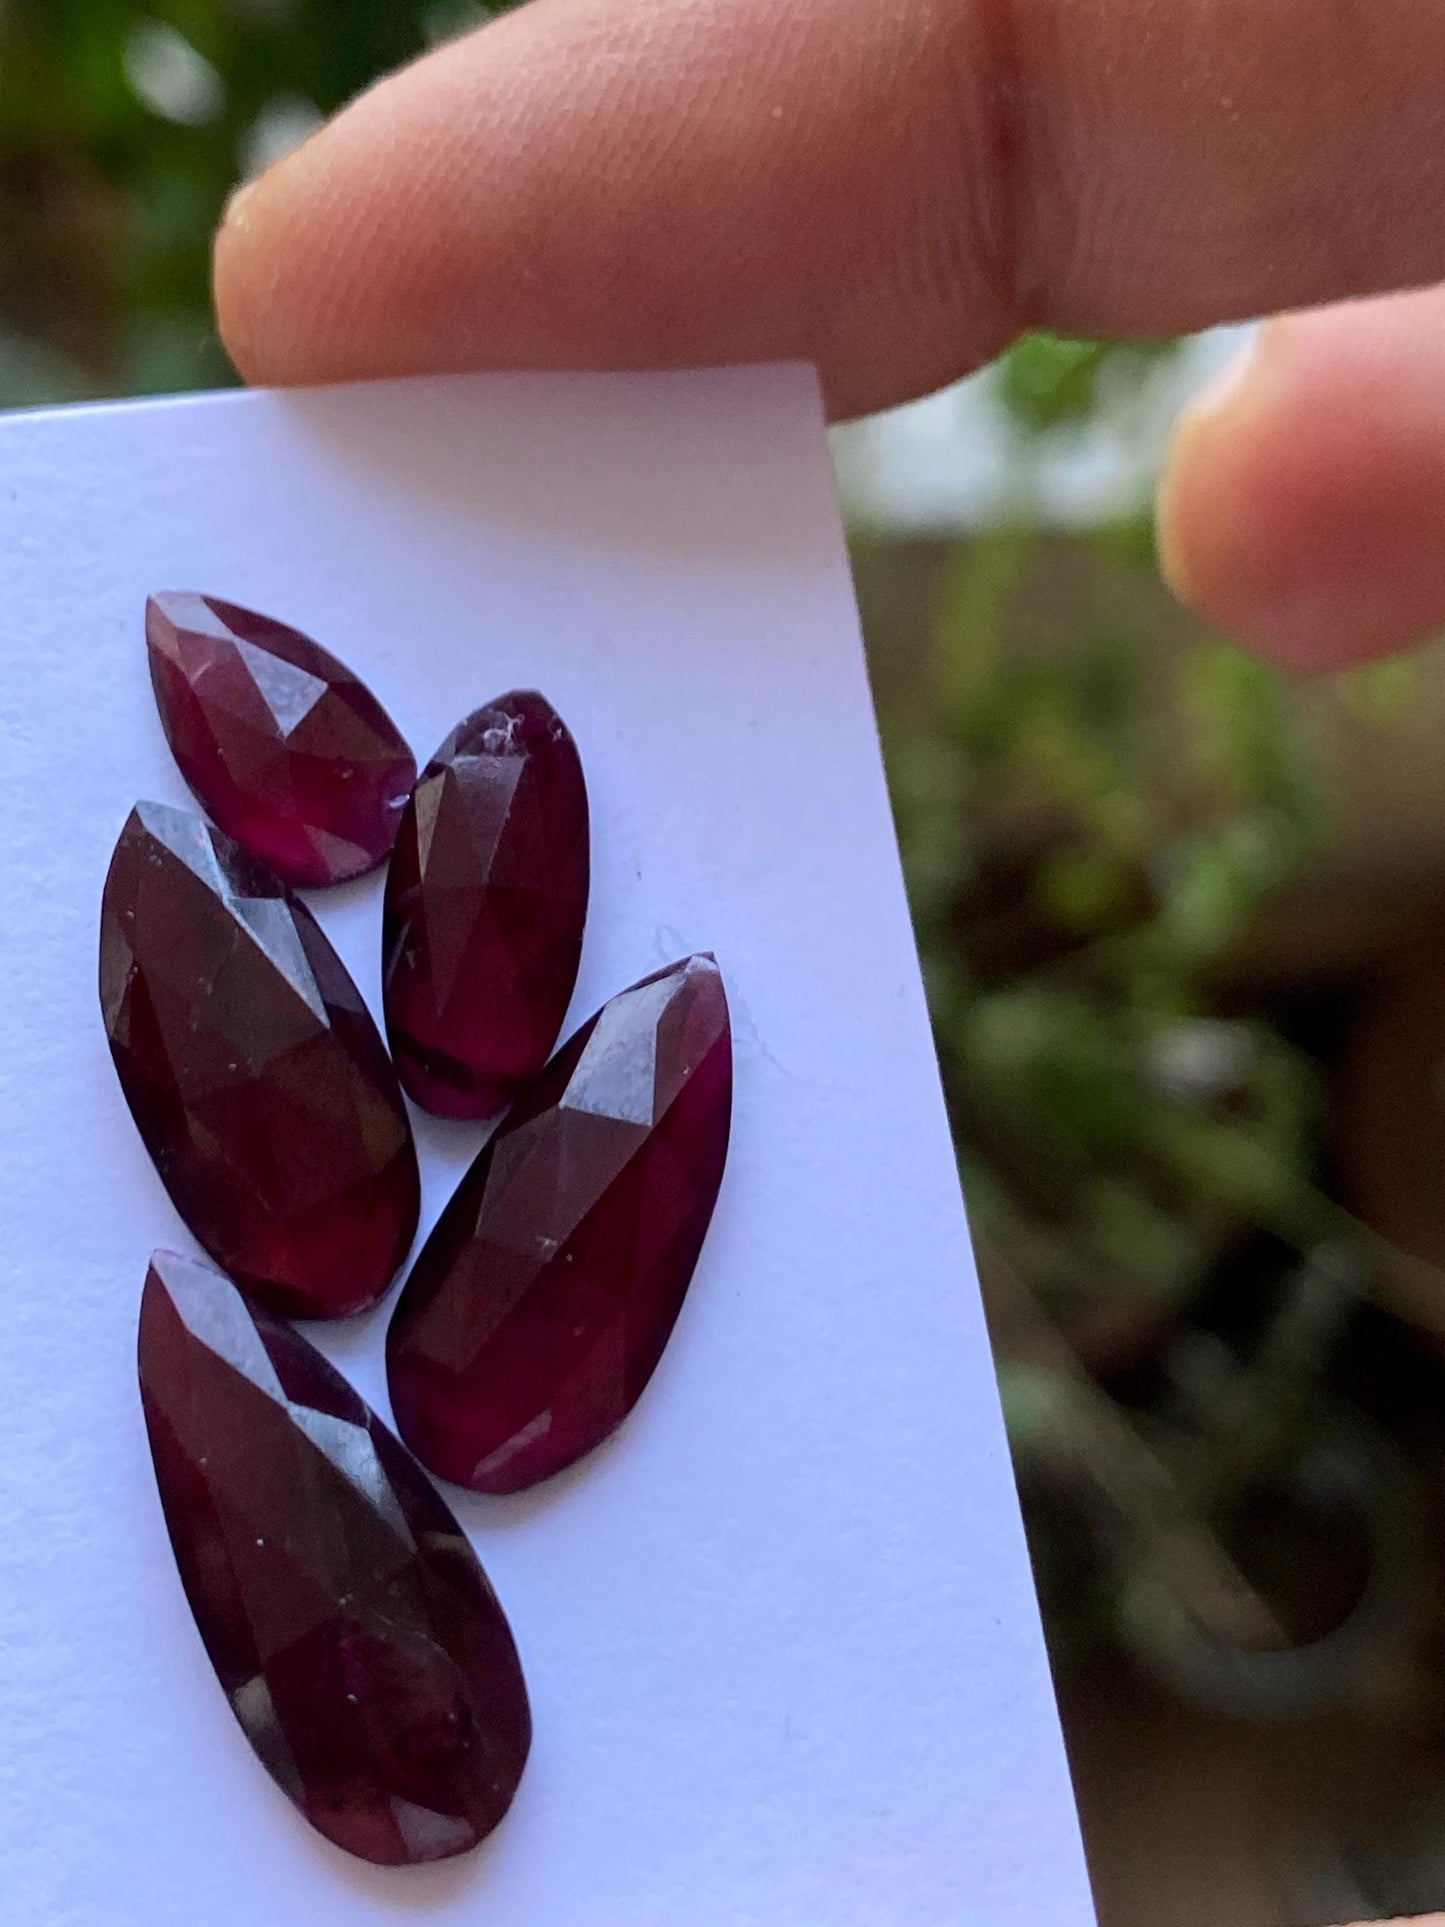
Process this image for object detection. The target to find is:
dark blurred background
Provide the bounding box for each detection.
[10,8,1445,1922]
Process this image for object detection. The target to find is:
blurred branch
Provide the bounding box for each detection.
[984,1235,1290,1649]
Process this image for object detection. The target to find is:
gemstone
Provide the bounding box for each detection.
[382,691,589,1120]
[387,955,732,1493]
[139,1250,531,1866]
[146,592,416,888]
[101,802,419,1318]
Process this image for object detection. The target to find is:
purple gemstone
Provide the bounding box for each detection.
[387,955,732,1493]
[147,593,416,887]
[139,1250,531,1866]
[101,803,419,1318]
[383,692,589,1120]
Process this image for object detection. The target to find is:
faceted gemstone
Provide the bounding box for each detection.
[387,955,731,1493]
[101,803,419,1318]
[139,1250,531,1866]
[383,691,589,1119]
[147,592,416,887]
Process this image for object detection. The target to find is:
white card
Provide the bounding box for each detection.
[0,366,1094,1925]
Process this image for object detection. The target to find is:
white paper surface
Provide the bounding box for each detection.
[0,366,1094,1925]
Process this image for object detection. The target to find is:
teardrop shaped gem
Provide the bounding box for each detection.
[387,955,732,1493]
[382,691,589,1120]
[101,803,419,1317]
[147,593,417,887]
[139,1250,532,1866]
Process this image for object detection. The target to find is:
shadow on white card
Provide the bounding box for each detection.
[277,367,824,570]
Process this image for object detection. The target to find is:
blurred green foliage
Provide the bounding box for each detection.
[0,2,499,400]
[995,331,1181,437]
[878,363,1429,1705]
[890,489,1334,1329]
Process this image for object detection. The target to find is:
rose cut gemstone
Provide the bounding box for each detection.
[147,592,416,887]
[383,691,589,1119]
[387,954,732,1493]
[139,1250,531,1866]
[101,803,419,1317]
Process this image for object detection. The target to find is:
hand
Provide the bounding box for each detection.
[213,0,1445,681]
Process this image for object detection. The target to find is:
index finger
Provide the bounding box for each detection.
[214,0,1445,417]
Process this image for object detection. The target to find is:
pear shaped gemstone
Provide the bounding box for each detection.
[387,955,731,1492]
[383,691,589,1119]
[147,593,416,887]
[139,1250,531,1866]
[101,803,419,1317]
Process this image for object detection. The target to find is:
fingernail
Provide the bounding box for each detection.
[222,176,257,229]
[1182,332,1261,429]
[221,104,327,232]
[1157,333,1263,606]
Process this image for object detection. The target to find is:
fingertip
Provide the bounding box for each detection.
[206,0,1018,412]
[214,141,322,386]
[212,179,263,383]
[1156,342,1260,629]
[1159,300,1445,673]
[214,59,425,388]
[1156,326,1335,672]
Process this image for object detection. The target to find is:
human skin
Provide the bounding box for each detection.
[212,7,1445,1912]
[215,0,1445,683]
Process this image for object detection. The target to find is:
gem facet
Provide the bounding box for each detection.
[387,955,732,1493]
[146,592,416,887]
[101,803,419,1318]
[382,691,589,1120]
[139,1250,531,1866]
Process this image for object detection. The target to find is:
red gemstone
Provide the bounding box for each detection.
[387,955,731,1493]
[139,1250,531,1866]
[383,692,589,1119]
[147,592,416,887]
[101,803,419,1318]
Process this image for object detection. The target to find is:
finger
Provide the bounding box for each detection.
[215,0,1445,417]
[1159,287,1445,670]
